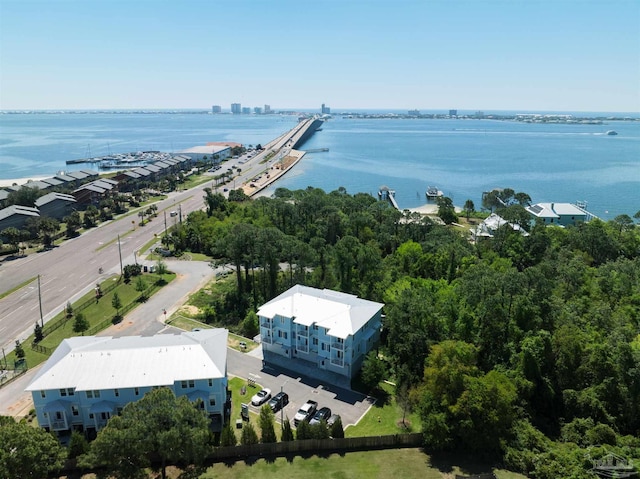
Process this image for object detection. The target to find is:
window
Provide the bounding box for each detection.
[116,407,123,415]
[94,390,101,398]
[40,390,46,399]
[313,324,318,331]
[283,332,288,340]
[71,406,79,416]
[313,337,318,346]
[60,388,67,397]
[89,413,94,419]
[208,379,213,387]
[337,350,343,358]
[209,398,216,407]
[134,387,139,396]
[321,343,325,351]
[86,391,93,399]
[114,389,119,397]
[182,380,195,389]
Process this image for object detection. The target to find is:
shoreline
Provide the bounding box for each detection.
[0,176,51,188]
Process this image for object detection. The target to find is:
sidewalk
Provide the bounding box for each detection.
[0,259,216,417]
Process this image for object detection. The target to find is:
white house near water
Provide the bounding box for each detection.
[258,285,384,382]
[525,202,592,226]
[25,329,229,437]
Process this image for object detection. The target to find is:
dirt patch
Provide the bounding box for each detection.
[178,305,200,316]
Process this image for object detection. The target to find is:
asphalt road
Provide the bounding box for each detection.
[0,121,306,353]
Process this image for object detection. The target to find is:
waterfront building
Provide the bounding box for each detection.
[264,104,272,114]
[26,329,229,438]
[470,213,529,242]
[178,144,231,162]
[231,103,241,114]
[0,205,40,235]
[408,109,420,116]
[321,103,331,114]
[211,105,222,114]
[34,192,77,221]
[241,107,251,114]
[449,109,458,117]
[526,202,592,226]
[258,285,383,384]
[254,107,262,114]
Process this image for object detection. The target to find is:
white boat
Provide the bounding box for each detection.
[426,186,443,199]
[606,130,618,135]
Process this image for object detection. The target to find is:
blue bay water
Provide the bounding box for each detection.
[0,112,638,220]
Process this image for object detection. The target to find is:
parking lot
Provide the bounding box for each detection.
[227,348,376,428]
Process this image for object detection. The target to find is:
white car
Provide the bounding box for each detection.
[251,388,271,406]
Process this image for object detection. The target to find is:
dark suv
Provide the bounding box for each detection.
[309,407,332,425]
[268,391,289,412]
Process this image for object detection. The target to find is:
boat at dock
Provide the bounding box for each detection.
[426,186,443,200]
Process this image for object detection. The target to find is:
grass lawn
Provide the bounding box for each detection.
[192,448,529,479]
[345,382,422,437]
[4,272,175,370]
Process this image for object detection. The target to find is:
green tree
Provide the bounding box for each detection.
[259,405,277,443]
[240,421,259,445]
[111,291,122,322]
[34,322,44,343]
[437,196,458,224]
[310,420,330,439]
[37,217,60,248]
[0,419,66,478]
[219,422,237,447]
[0,227,25,253]
[64,211,82,238]
[295,419,312,440]
[281,418,294,442]
[14,340,25,359]
[360,350,387,391]
[68,430,89,459]
[89,387,210,479]
[135,276,147,301]
[330,417,345,438]
[203,187,228,217]
[73,312,89,335]
[65,300,73,318]
[463,199,475,220]
[240,310,259,339]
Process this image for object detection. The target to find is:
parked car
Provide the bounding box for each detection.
[251,388,271,406]
[268,391,289,412]
[309,407,332,425]
[327,414,341,427]
[293,400,318,426]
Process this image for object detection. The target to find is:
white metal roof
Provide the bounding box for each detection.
[26,329,228,392]
[257,285,383,340]
[526,203,587,218]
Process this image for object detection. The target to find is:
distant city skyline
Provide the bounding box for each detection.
[1,0,639,113]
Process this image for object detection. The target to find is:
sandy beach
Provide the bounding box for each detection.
[0,176,50,188]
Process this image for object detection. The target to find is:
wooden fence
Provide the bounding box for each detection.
[208,433,424,462]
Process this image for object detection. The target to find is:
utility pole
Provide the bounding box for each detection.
[163,210,168,238]
[37,274,44,328]
[117,234,123,276]
[178,204,182,224]
[281,379,289,426]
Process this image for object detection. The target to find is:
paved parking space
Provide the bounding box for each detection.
[227,348,376,428]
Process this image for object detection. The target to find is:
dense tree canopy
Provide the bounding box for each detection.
[164,185,639,476]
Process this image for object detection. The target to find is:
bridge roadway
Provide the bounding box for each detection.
[0,119,321,354]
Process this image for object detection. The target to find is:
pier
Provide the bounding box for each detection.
[378,186,399,210]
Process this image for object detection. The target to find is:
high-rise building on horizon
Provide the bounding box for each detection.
[264,104,272,114]
[231,103,241,114]
[321,103,331,114]
[449,109,458,117]
[241,107,251,114]
[254,106,262,114]
[211,105,222,114]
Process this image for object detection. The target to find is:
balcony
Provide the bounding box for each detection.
[296,343,309,353]
[260,320,273,328]
[262,335,273,344]
[331,341,345,350]
[50,419,68,431]
[330,357,344,368]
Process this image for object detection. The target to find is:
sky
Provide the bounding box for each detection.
[1,0,639,112]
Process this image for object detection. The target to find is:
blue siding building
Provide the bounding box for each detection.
[258,285,383,383]
[25,329,229,437]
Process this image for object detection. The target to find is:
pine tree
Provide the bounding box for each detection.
[14,340,25,359]
[259,405,277,443]
[281,418,294,442]
[73,312,89,335]
[295,420,312,440]
[219,422,237,447]
[34,323,44,343]
[240,422,259,445]
[330,417,345,438]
